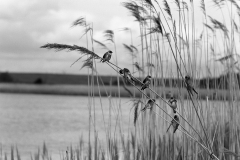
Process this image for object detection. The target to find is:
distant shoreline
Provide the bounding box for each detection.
[0,83,237,100]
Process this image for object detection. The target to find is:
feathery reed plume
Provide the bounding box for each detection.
[41,43,74,52]
[216,55,233,63]
[79,27,92,40]
[204,23,214,32]
[210,44,215,55]
[182,1,188,11]
[81,59,94,70]
[147,63,155,68]
[71,17,87,27]
[208,16,228,37]
[131,99,142,126]
[119,27,130,32]
[71,17,92,39]
[164,33,171,42]
[174,0,180,8]
[230,0,240,10]
[143,0,153,7]
[122,1,147,24]
[233,20,239,33]
[182,1,188,10]
[163,0,172,19]
[104,30,114,43]
[152,15,163,35]
[123,43,137,58]
[212,0,225,9]
[93,39,109,50]
[40,43,101,59]
[134,62,143,72]
[200,0,206,15]
[72,45,100,59]
[130,45,138,53]
[123,43,133,53]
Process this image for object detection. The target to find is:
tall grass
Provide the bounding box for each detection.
[3,0,240,160]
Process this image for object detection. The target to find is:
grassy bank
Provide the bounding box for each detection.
[0,83,236,100]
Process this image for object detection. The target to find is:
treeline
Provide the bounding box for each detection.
[0,72,239,89]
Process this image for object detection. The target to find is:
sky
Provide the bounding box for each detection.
[0,0,238,76]
[0,0,139,75]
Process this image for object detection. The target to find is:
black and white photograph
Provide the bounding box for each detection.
[0,0,240,159]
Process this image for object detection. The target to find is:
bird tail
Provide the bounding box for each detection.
[173,109,176,113]
[187,89,193,96]
[141,104,149,112]
[119,69,123,74]
[141,107,146,112]
[173,125,179,133]
[166,124,172,132]
[193,88,198,95]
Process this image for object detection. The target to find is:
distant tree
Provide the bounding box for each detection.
[34,78,43,84]
[0,72,13,82]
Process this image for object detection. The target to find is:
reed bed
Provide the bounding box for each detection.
[3,0,240,159]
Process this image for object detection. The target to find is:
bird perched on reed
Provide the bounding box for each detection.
[166,115,180,133]
[185,75,198,96]
[141,99,155,112]
[168,97,177,113]
[100,50,112,63]
[141,75,151,90]
[119,68,135,84]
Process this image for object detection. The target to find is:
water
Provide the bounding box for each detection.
[0,92,231,159]
[0,93,133,159]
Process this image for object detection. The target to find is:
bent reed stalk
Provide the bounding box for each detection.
[34,0,240,160]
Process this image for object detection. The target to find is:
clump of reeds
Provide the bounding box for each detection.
[37,0,240,159]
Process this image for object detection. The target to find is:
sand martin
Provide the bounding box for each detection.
[141,75,151,90]
[166,115,180,133]
[141,99,155,111]
[119,68,135,84]
[100,50,112,63]
[168,97,177,113]
[185,75,198,96]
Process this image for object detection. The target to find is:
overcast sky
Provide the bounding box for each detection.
[0,0,237,76]
[0,0,137,75]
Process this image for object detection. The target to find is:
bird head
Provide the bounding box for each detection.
[123,68,130,73]
[148,75,152,79]
[174,115,179,120]
[119,69,123,74]
[109,50,113,54]
[185,75,190,80]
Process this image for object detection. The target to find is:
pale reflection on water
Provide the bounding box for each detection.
[0,92,228,159]
[0,93,133,159]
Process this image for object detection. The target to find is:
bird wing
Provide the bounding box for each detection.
[166,123,172,132]
[106,54,112,61]
[123,68,130,72]
[143,77,147,84]
[173,123,179,133]
[103,53,108,59]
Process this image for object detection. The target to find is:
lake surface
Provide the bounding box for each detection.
[0,93,133,159]
[0,92,234,159]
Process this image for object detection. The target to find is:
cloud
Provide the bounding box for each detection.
[2,0,211,75]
